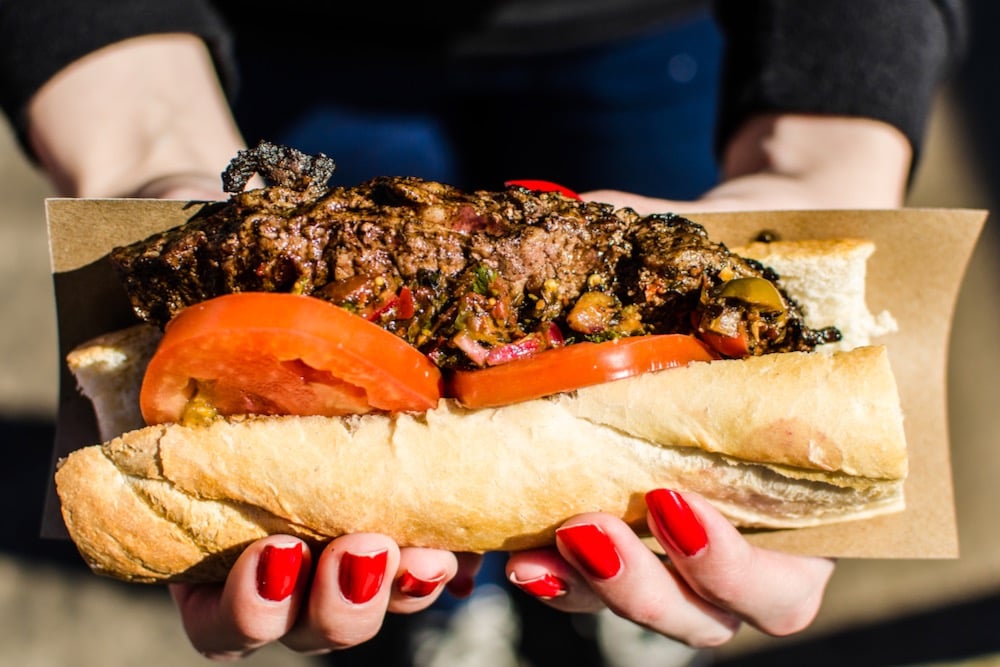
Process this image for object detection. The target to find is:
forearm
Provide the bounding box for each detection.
[26,33,244,198]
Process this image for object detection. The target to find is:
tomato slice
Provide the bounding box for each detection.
[446,334,716,409]
[140,292,443,424]
[699,329,751,358]
[504,179,582,200]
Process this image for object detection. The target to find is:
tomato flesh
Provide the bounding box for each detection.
[446,334,716,409]
[699,330,751,358]
[140,293,443,424]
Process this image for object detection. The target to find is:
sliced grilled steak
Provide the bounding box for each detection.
[110,147,839,369]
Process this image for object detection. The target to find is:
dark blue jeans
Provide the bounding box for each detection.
[234,11,723,200]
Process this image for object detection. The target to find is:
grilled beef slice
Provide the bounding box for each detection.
[110,148,839,368]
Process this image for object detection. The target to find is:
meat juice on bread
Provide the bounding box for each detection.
[54,142,906,583]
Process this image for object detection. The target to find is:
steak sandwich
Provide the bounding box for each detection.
[54,142,907,583]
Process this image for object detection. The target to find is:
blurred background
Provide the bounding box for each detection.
[3,6,1000,666]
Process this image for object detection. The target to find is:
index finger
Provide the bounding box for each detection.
[645,489,835,636]
[169,535,310,660]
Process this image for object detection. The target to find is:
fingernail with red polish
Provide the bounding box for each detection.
[556,523,622,579]
[397,571,447,598]
[509,572,567,599]
[646,489,708,557]
[446,572,475,599]
[257,543,303,602]
[340,549,389,604]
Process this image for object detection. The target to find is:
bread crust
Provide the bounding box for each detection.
[55,345,906,583]
[732,238,898,351]
[564,345,906,481]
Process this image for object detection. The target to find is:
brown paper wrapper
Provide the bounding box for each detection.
[43,199,987,558]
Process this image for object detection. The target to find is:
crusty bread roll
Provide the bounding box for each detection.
[55,238,908,583]
[733,238,897,351]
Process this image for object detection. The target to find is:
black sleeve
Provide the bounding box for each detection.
[0,0,236,157]
[712,0,968,164]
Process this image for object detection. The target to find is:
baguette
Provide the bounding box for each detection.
[734,238,897,351]
[54,238,908,583]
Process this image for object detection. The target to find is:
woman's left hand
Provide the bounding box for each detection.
[584,113,912,214]
[506,489,835,648]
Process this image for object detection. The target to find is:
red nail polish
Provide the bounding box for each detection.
[509,572,567,599]
[340,549,389,604]
[446,572,475,598]
[556,523,622,579]
[397,571,447,598]
[256,543,303,602]
[645,489,708,556]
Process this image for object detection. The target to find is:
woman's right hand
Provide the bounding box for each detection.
[170,534,478,660]
[27,33,245,199]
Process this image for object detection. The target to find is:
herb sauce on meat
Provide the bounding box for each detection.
[110,142,840,369]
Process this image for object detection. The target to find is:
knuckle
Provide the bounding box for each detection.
[758,594,823,637]
[196,648,256,662]
[283,618,381,653]
[317,623,381,650]
[693,569,748,611]
[686,620,740,649]
[615,600,663,629]
[687,550,770,612]
[224,616,277,648]
[609,596,741,650]
[606,589,670,629]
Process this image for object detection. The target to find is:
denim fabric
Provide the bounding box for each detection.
[234,11,722,200]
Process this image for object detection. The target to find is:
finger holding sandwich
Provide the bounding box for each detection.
[169,533,460,659]
[169,535,313,661]
[638,490,834,639]
[506,490,833,647]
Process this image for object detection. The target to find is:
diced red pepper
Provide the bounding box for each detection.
[485,336,543,366]
[368,286,416,322]
[395,286,415,319]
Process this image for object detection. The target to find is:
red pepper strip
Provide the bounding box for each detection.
[504,179,582,200]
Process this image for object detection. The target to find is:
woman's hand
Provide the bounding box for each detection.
[27,34,245,199]
[169,534,477,660]
[167,492,834,658]
[585,113,913,214]
[506,489,835,648]
[548,115,900,645]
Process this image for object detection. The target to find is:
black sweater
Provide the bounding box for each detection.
[0,0,967,163]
